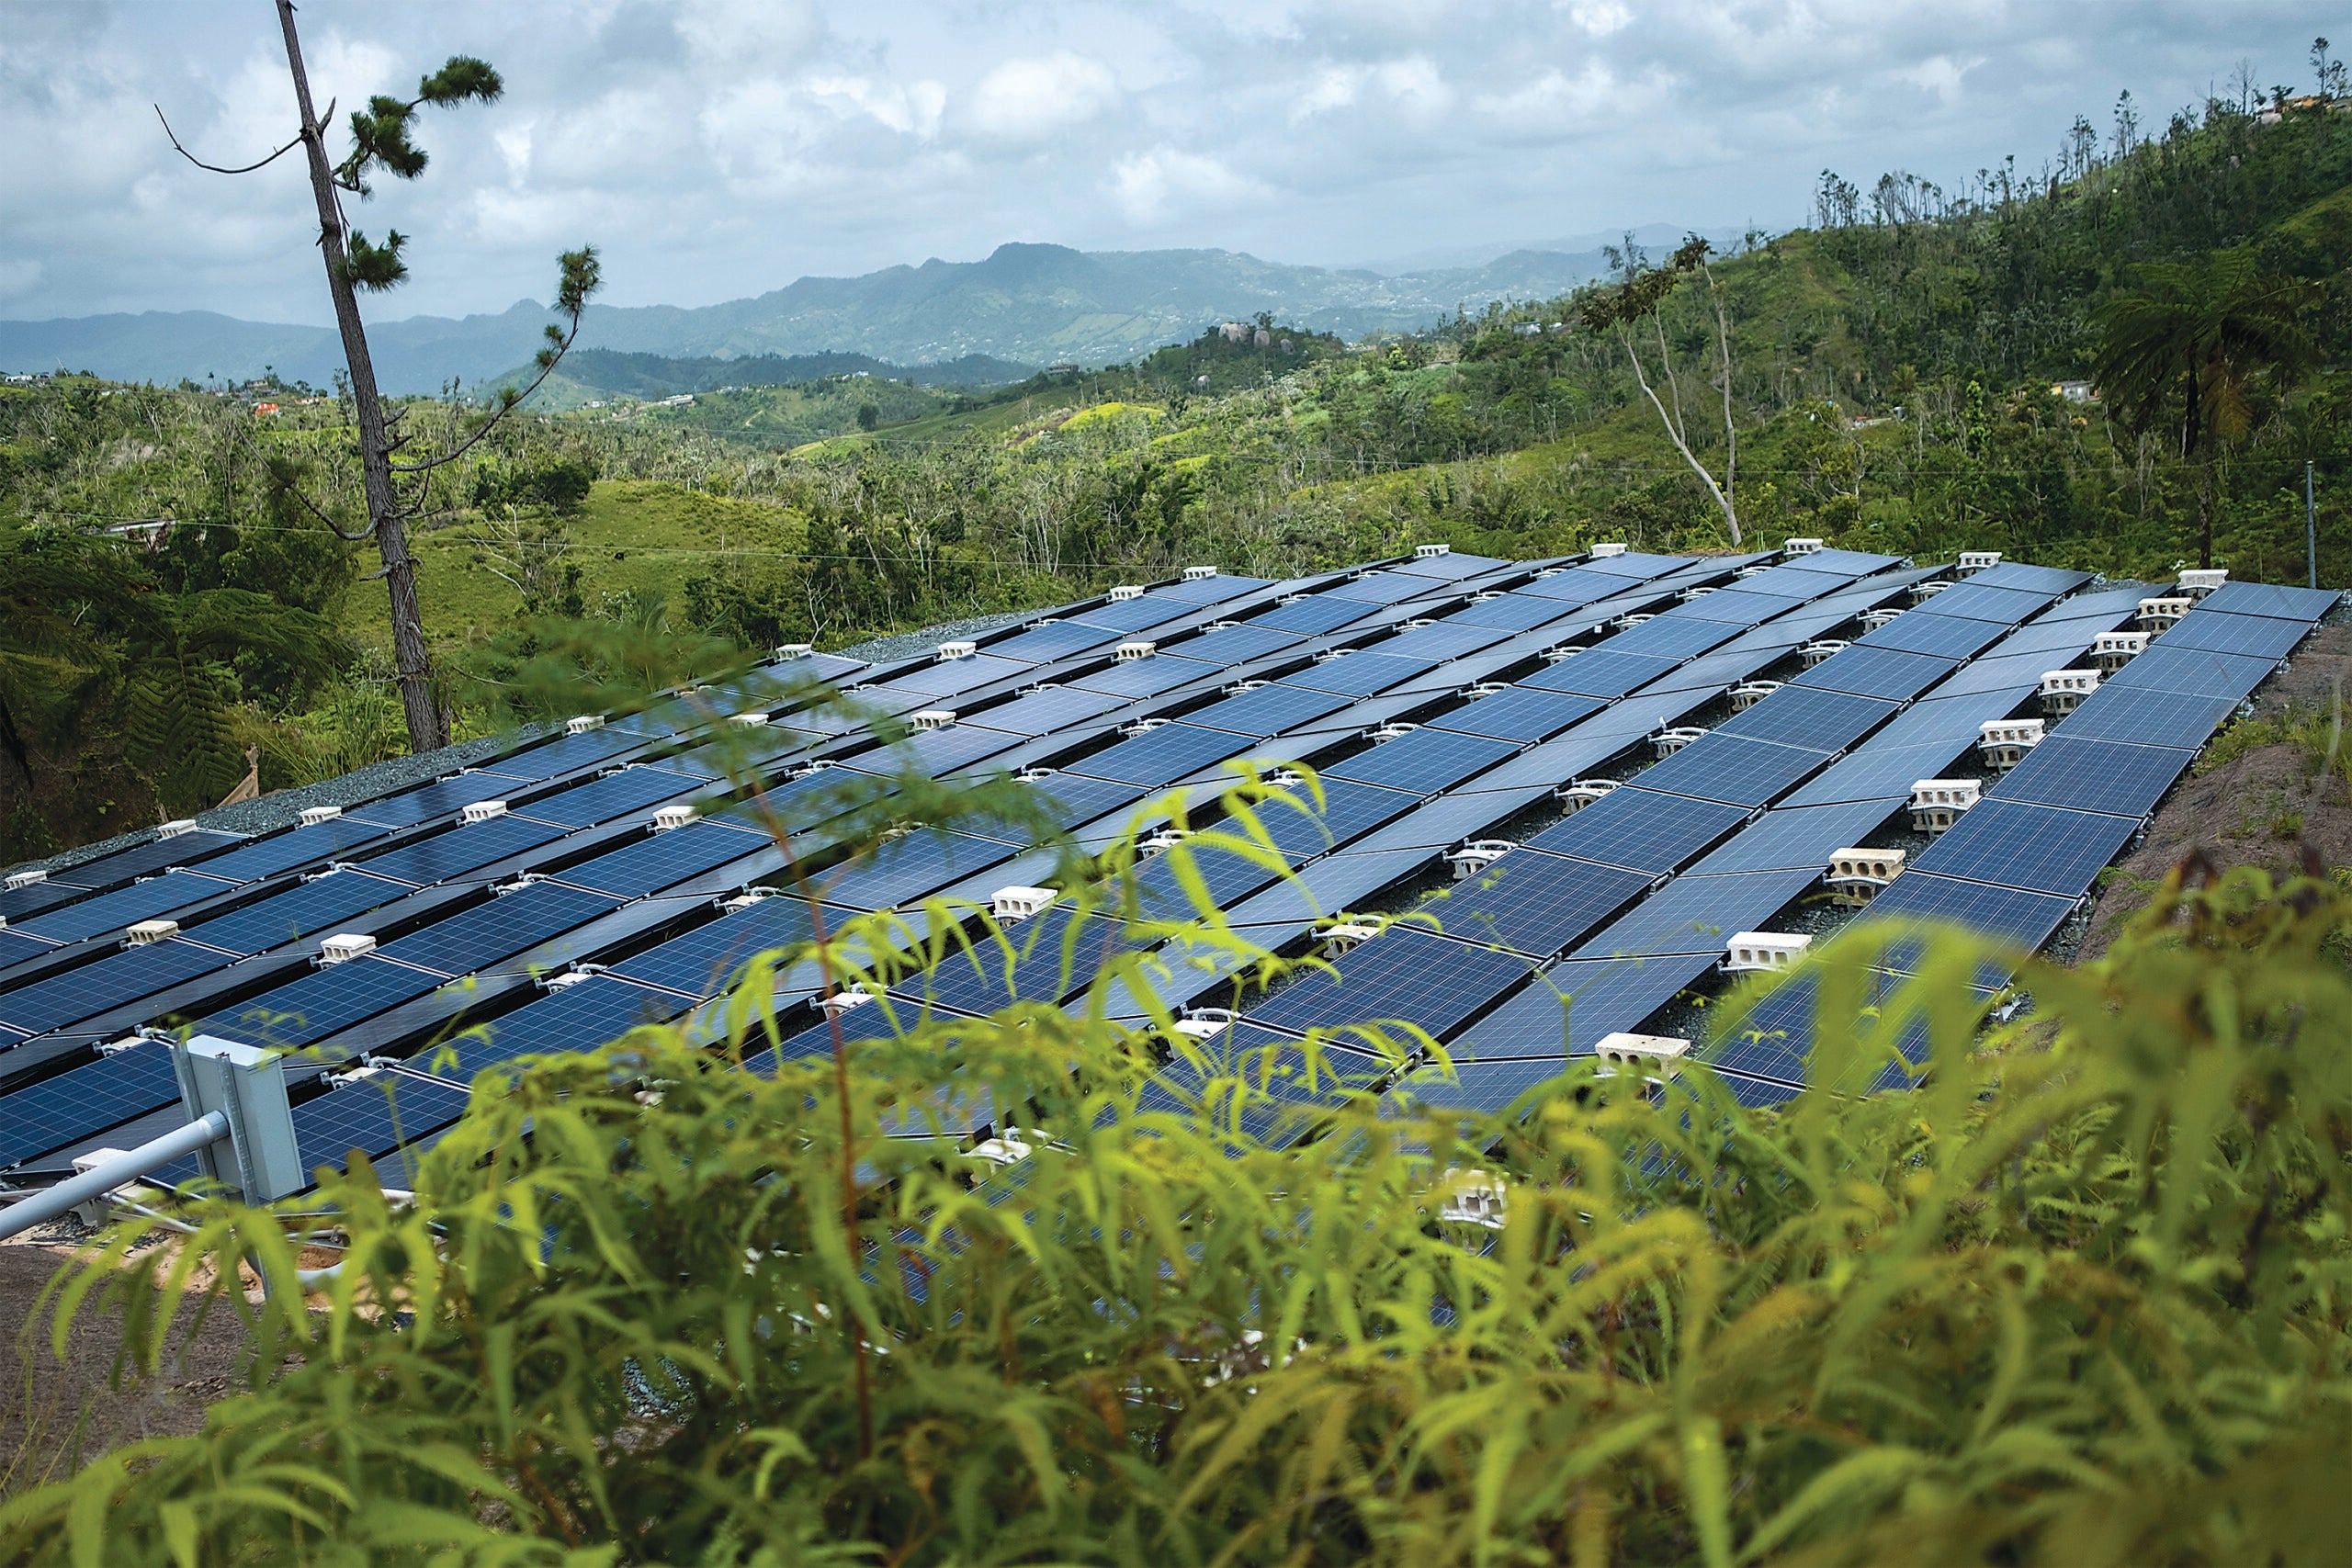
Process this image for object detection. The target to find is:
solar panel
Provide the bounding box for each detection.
[1428,687,1604,744]
[292,1072,475,1177]
[1374,624,1517,662]
[1152,571,1273,603]
[555,820,771,898]
[819,829,1021,912]
[1911,582,2052,624]
[1250,595,1379,635]
[866,723,1023,777]
[1856,870,2078,961]
[1520,650,1683,699]
[1280,653,1442,698]
[1442,592,1581,631]
[1575,865,1821,960]
[1524,786,1749,874]
[183,818,390,884]
[1603,616,1737,661]
[376,884,620,978]
[0,932,53,970]
[1221,848,1434,933]
[1967,562,2092,595]
[1254,778,1419,857]
[204,955,447,1050]
[1325,730,1518,796]
[883,654,1036,697]
[515,767,702,829]
[1923,649,2075,699]
[0,1043,183,1168]
[1065,723,1251,787]
[1422,851,1653,959]
[1244,928,1532,1037]
[1636,648,1781,696]
[1162,622,1304,664]
[1631,733,1830,808]
[1713,686,1898,752]
[2031,585,2155,624]
[963,685,1127,737]
[61,829,244,888]
[1577,550,1690,579]
[983,621,1124,660]
[1018,773,1150,833]
[1683,797,1903,875]
[1856,612,2005,660]
[2098,646,2277,702]
[1343,786,1551,853]
[472,727,639,783]
[1329,569,1451,604]
[1129,840,1290,921]
[2195,581,2340,622]
[0,881,85,924]
[608,897,820,998]
[1394,550,1504,581]
[910,908,1146,1015]
[1069,656,1215,700]
[1184,683,1354,738]
[1794,645,1956,701]
[13,871,236,944]
[1449,951,1720,1059]
[355,817,569,888]
[0,940,232,1037]
[1994,736,2195,820]
[1781,740,1974,807]
[1383,1056,1572,1113]
[1513,568,1624,604]
[1911,799,2139,896]
[2158,613,2311,660]
[1657,587,1804,626]
[2055,687,2243,748]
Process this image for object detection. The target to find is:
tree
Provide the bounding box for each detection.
[856,401,880,432]
[2092,253,2314,568]
[1581,235,1744,544]
[155,2,602,753]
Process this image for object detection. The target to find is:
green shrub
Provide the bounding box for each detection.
[4,743,2349,1565]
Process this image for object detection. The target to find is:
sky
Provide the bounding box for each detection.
[0,0,2333,325]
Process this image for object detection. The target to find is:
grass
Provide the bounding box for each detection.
[2198,685,2351,792]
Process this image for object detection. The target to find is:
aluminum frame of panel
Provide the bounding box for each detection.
[1910,799,2139,897]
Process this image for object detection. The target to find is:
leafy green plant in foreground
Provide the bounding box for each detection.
[3,739,2348,1563]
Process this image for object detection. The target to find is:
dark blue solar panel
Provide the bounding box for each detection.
[1637,648,1780,696]
[2098,646,2276,702]
[356,775,598,831]
[1429,687,1604,744]
[1995,736,2195,820]
[1069,657,1214,700]
[1714,686,1898,752]
[0,931,52,969]
[1130,840,1291,921]
[435,978,697,1077]
[1520,650,1683,699]
[1913,799,2138,896]
[1578,550,1690,579]
[0,1043,183,1168]
[1345,787,1549,854]
[292,1073,476,1177]
[1329,569,1449,604]
[610,897,820,998]
[1136,1032,1386,1146]
[1968,562,2093,595]
[2033,585,2155,623]
[204,956,445,1050]
[1245,929,1532,1037]
[183,818,390,884]
[1256,778,1419,857]
[883,654,1035,697]
[1781,742,1975,807]
[1384,1056,1573,1113]
[1375,624,1515,662]
[356,817,568,888]
[1576,865,1821,960]
[472,728,639,783]
[1326,730,1518,796]
[1424,851,1653,958]
[819,829,1020,912]
[517,767,702,829]
[1184,683,1353,738]
[1514,568,1623,604]
[964,686,1126,737]
[1795,645,1956,701]
[1067,723,1250,787]
[175,872,397,958]
[62,829,243,888]
[1525,787,1749,874]
[1280,653,1441,698]
[1660,587,1804,625]
[1450,952,1720,1059]
[1856,611,2006,660]
[1857,870,2078,960]
[984,621,1124,660]
[0,940,229,1036]
[1163,622,1304,664]
[1221,848,1431,932]
[2196,582,2339,622]
[2159,613,2311,660]
[1685,797,1903,875]
[1926,650,2075,699]
[1020,773,1149,834]
[2055,687,2242,748]
[1394,550,1504,581]
[1633,733,1829,808]
[0,881,84,923]
[1604,616,1736,661]
[556,820,770,898]
[1443,592,1578,631]
[13,871,234,944]
[908,908,1144,1015]
[1250,595,1379,635]
[1078,596,1204,635]
[377,884,619,977]
[1153,572,1273,603]
[1913,582,2052,624]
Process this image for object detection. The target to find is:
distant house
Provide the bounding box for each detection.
[251,401,282,417]
[1047,363,1080,377]
[2052,380,2097,404]
[654,393,695,407]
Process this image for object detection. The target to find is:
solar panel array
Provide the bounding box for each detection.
[0,549,2334,1184]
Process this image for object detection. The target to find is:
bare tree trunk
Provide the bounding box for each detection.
[1616,326,1742,544]
[276,0,445,752]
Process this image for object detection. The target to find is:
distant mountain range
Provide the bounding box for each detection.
[0,242,1615,395]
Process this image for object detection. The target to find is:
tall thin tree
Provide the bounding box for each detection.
[157,1,601,750]
[1581,236,1743,545]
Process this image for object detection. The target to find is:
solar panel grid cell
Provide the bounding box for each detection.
[63,830,245,887]
[2055,687,2244,748]
[983,622,1124,661]
[2195,581,2340,622]
[1630,732,1831,807]
[1655,587,1802,625]
[1423,850,1654,959]
[962,685,1127,737]
[1520,650,1685,698]
[1069,657,1215,700]
[1065,723,1251,787]
[1450,951,1720,1059]
[556,821,769,899]
[14,872,237,944]
[376,885,620,977]
[0,1043,183,1168]
[1325,729,1520,796]
[292,1074,476,1178]
[609,897,820,998]
[1279,653,1442,697]
[1713,686,1899,751]
[1603,616,1737,660]
[0,940,232,1036]
[1575,865,1822,960]
[2158,613,2312,660]
[1794,645,1957,701]
[1255,778,1420,857]
[1855,613,2006,660]
[182,818,390,884]
[1221,847,1434,932]
[206,956,447,1050]
[1343,786,1552,853]
[1442,592,1582,631]
[819,829,1022,912]
[515,767,702,829]
[1912,582,2052,624]
[2098,646,2278,702]
[1374,624,1518,662]
[1428,687,1605,743]
[1910,799,2140,896]
[1684,797,1904,875]
[356,817,568,888]
[1855,870,2078,965]
[1995,735,2195,819]
[1244,928,1532,1037]
[1525,787,1749,874]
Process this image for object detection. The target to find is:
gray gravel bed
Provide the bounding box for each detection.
[834,609,1038,667]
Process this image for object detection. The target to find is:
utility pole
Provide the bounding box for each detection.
[2308,459,2319,591]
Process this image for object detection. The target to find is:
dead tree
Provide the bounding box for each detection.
[1581,236,1742,545]
[156,0,600,750]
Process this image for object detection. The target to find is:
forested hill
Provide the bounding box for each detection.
[6,92,2351,855]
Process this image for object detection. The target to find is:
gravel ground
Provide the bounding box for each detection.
[833,608,1037,667]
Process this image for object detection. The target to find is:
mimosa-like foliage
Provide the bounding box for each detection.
[4,730,2347,1564]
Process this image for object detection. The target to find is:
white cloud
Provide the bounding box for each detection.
[968,52,1120,141]
[1289,56,1453,125]
[1565,0,1633,38]
[1902,53,1982,105]
[1110,147,1269,224]
[808,74,946,138]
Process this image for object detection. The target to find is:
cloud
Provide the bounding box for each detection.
[1290,57,1454,125]
[968,52,1120,141]
[1565,0,1634,38]
[1902,53,1982,105]
[808,73,946,138]
[1110,147,1269,224]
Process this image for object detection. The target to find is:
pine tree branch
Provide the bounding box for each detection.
[154,103,318,175]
